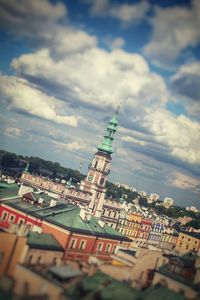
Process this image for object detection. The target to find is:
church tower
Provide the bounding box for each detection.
[80,110,119,218]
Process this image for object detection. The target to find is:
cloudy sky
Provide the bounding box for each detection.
[0,0,200,208]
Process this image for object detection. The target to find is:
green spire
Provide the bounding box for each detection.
[24,162,29,172]
[66,177,73,187]
[97,109,119,154]
[119,193,126,203]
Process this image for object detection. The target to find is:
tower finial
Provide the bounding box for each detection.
[115,102,121,115]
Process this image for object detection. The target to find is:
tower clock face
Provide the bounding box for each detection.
[88,175,93,182]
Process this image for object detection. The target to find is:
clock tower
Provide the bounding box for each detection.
[80,110,119,218]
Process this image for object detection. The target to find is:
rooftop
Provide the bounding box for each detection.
[27,232,64,251]
[49,265,82,280]
[0,182,19,199]
[4,199,131,242]
[157,253,200,290]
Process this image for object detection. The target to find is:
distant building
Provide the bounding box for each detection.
[186,206,199,213]
[163,197,174,208]
[149,193,159,202]
[139,191,147,197]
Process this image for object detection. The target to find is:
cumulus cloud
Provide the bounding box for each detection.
[144,0,200,66]
[171,61,200,101]
[89,0,150,24]
[11,46,168,113]
[143,109,200,165]
[0,76,77,127]
[170,61,200,116]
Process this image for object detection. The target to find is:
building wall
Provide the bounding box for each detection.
[175,232,200,254]
[14,264,62,300]
[25,248,63,266]
[131,249,168,288]
[0,232,27,278]
[152,271,197,299]
[0,203,129,263]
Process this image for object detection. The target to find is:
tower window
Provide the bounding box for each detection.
[94,161,98,168]
[100,178,105,185]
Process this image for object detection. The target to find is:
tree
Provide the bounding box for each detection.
[186,219,200,230]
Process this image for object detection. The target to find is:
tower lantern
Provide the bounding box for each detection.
[80,108,119,218]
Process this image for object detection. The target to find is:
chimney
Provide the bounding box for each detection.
[98,220,105,228]
[50,199,57,207]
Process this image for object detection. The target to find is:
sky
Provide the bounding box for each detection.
[0,0,200,208]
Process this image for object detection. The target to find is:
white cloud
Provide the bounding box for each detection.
[105,37,125,49]
[0,0,67,38]
[89,0,150,24]
[143,109,200,164]
[90,0,109,16]
[11,46,168,112]
[53,140,90,152]
[171,61,200,116]
[169,171,200,193]
[144,0,200,66]
[5,126,23,138]
[109,0,150,24]
[121,135,146,146]
[0,76,77,127]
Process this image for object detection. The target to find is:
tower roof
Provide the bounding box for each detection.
[97,110,119,154]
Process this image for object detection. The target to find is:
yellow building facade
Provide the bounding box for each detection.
[175,231,200,254]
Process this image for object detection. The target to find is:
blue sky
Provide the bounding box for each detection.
[0,0,200,208]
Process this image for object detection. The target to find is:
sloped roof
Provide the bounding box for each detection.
[5,199,131,242]
[27,232,63,251]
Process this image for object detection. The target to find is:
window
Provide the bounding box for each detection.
[37,256,41,264]
[97,242,103,252]
[186,245,189,250]
[188,238,190,242]
[182,236,184,239]
[28,255,33,265]
[100,178,104,185]
[69,238,77,249]
[18,218,24,226]
[2,211,8,221]
[53,257,57,265]
[94,161,98,168]
[112,245,117,253]
[79,240,86,250]
[105,244,112,253]
[9,214,15,222]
